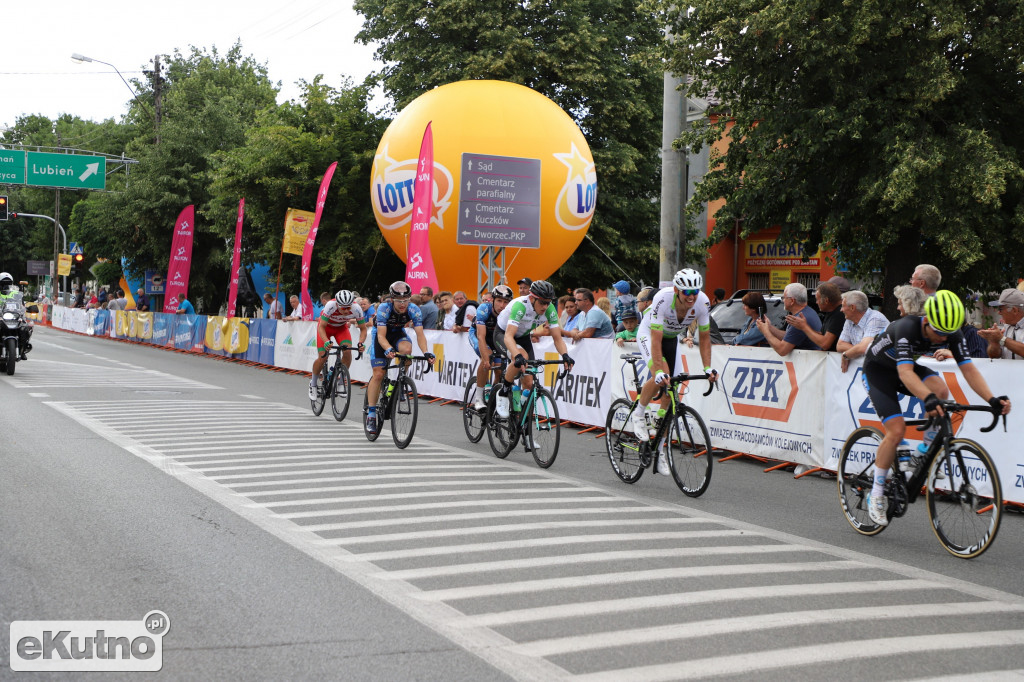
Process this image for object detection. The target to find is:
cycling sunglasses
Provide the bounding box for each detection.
[679,288,700,296]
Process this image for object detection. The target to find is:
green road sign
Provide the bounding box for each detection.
[26,151,105,190]
[0,150,27,185]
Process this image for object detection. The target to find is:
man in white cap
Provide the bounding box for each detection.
[979,288,1024,360]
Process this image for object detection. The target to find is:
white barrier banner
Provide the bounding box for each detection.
[824,354,1024,504]
[274,321,318,371]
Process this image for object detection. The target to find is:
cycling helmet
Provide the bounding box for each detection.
[673,268,703,291]
[0,272,12,290]
[924,290,965,334]
[389,281,412,299]
[529,279,556,300]
[491,284,513,300]
[334,289,355,307]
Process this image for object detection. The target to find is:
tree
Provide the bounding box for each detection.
[354,0,665,290]
[665,0,1024,314]
[209,77,401,300]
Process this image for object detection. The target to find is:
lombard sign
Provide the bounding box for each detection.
[721,357,799,421]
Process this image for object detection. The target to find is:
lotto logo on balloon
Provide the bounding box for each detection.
[554,142,597,230]
[371,148,454,231]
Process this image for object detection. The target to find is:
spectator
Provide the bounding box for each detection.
[87,290,99,309]
[452,290,477,333]
[437,291,455,330]
[893,284,927,317]
[283,295,305,321]
[357,296,375,325]
[418,286,439,330]
[910,263,987,357]
[562,296,583,332]
[836,290,890,373]
[711,287,726,307]
[636,286,657,315]
[786,281,844,351]
[595,296,613,320]
[107,290,125,311]
[567,288,614,342]
[97,287,108,307]
[264,293,282,319]
[481,292,493,304]
[732,291,768,347]
[979,288,1024,360]
[615,310,639,346]
[174,293,196,315]
[135,288,149,312]
[827,276,852,294]
[612,281,637,328]
[757,282,821,355]
[516,277,532,297]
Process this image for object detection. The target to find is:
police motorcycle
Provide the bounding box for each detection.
[0,273,35,376]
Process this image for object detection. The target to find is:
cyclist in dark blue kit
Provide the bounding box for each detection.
[468,284,514,410]
[861,290,1010,526]
[365,281,435,432]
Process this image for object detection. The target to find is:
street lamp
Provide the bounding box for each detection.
[70,53,152,115]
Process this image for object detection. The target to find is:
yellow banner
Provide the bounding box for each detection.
[57,254,72,277]
[204,316,250,354]
[770,270,792,292]
[283,208,315,256]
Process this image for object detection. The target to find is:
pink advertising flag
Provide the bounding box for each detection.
[300,162,338,320]
[226,198,245,318]
[163,204,195,313]
[406,122,440,293]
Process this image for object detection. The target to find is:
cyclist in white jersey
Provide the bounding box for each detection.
[493,279,574,420]
[632,269,718,472]
[309,289,367,399]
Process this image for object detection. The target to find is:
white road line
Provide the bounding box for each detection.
[457,578,939,628]
[421,560,863,602]
[571,630,1024,682]
[342,531,734,562]
[211,463,502,481]
[314,518,714,546]
[514,600,1024,658]
[256,486,596,508]
[28,392,49,397]
[190,454,468,468]
[243,478,563,497]
[278,496,627,520]
[383,542,796,580]
[226,471,540,488]
[300,506,656,533]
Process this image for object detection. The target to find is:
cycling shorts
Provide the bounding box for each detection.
[370,327,414,368]
[469,328,499,358]
[861,361,938,422]
[317,324,352,353]
[637,332,679,377]
[493,327,535,362]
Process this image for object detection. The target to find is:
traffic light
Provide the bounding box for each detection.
[0,196,8,221]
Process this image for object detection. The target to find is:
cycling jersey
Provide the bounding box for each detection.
[496,295,559,337]
[864,316,970,370]
[320,300,364,327]
[470,301,501,355]
[638,288,710,340]
[375,300,423,330]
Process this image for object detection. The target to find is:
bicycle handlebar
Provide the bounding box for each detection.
[385,354,434,373]
[912,399,1006,434]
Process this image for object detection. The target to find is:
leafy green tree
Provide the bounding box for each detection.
[665,0,1024,314]
[208,76,402,301]
[354,0,664,290]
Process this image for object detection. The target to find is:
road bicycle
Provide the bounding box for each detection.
[837,400,1006,559]
[462,355,508,443]
[605,353,717,497]
[310,343,362,421]
[485,358,570,468]
[362,355,432,448]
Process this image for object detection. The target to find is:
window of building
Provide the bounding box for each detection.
[747,272,769,291]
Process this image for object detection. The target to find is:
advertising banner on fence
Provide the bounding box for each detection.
[274,321,318,371]
[244,319,277,366]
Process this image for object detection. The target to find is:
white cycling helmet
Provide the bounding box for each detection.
[0,272,13,293]
[334,289,355,306]
[673,268,703,291]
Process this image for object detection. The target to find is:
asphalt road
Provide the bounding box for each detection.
[2,325,1023,680]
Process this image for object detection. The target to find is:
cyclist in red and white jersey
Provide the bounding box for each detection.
[309,290,367,399]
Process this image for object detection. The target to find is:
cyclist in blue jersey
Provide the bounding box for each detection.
[860,290,1011,526]
[469,284,514,410]
[365,281,435,432]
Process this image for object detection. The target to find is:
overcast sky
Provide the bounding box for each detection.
[2,0,381,134]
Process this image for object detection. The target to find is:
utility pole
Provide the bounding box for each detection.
[660,73,686,283]
[145,55,163,144]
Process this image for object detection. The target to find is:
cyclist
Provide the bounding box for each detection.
[365,281,435,432]
[494,280,574,426]
[861,290,1011,526]
[631,268,718,474]
[309,290,367,399]
[469,284,514,410]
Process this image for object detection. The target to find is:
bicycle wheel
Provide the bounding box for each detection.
[927,438,1002,559]
[310,371,326,416]
[527,387,560,469]
[330,361,352,422]
[667,405,713,497]
[462,379,486,443]
[605,398,645,484]
[390,376,419,449]
[486,388,518,459]
[362,386,383,442]
[836,426,888,536]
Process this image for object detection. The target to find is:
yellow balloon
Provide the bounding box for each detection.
[371,80,596,296]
